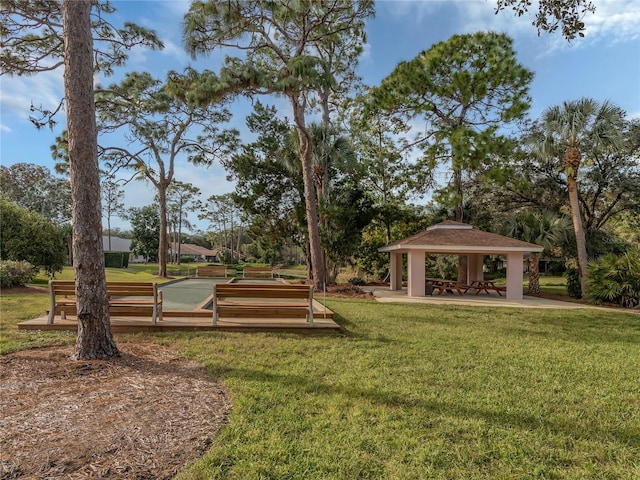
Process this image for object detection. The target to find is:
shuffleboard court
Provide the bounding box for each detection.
[159,277,287,311]
[21,277,339,332]
[159,278,230,311]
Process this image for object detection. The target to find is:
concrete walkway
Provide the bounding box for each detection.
[362,286,634,312]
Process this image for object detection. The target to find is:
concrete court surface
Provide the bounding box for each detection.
[363,286,637,313]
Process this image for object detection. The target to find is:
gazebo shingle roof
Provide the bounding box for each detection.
[379,221,543,253]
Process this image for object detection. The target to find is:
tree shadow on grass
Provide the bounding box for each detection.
[216,365,640,450]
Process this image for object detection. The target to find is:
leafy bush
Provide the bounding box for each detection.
[566,267,582,298]
[104,252,129,268]
[348,277,366,286]
[0,260,37,288]
[547,261,567,276]
[586,248,640,308]
[0,199,67,275]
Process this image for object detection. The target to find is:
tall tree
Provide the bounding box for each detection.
[166,181,201,264]
[3,0,160,360]
[62,0,117,360]
[503,210,571,294]
[370,31,532,282]
[200,193,244,260]
[101,178,125,252]
[282,123,362,283]
[183,0,374,290]
[222,102,305,266]
[371,31,532,223]
[532,98,627,296]
[95,71,238,277]
[0,163,71,225]
[497,118,639,255]
[128,205,160,263]
[350,103,419,244]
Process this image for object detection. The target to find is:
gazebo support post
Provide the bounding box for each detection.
[506,252,524,300]
[390,252,403,291]
[407,251,426,297]
[467,254,484,283]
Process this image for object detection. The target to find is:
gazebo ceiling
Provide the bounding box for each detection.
[378,221,544,255]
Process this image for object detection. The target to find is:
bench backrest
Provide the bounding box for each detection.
[197,266,228,277]
[243,267,273,278]
[214,283,312,299]
[50,280,157,297]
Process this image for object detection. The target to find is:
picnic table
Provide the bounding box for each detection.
[464,280,503,296]
[426,278,465,296]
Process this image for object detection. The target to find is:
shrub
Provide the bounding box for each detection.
[0,260,37,288]
[0,199,67,275]
[566,267,582,298]
[348,277,366,286]
[104,252,129,268]
[586,248,640,308]
[547,261,567,276]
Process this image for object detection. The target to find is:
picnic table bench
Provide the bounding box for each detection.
[464,280,503,296]
[426,278,465,296]
[212,283,314,326]
[48,280,163,325]
[242,266,274,278]
[196,266,228,278]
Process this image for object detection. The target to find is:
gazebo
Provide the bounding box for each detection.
[378,221,544,300]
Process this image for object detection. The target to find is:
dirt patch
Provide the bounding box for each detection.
[0,343,230,479]
[325,283,375,299]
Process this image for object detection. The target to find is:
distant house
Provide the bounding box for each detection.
[102,236,146,263]
[169,242,219,262]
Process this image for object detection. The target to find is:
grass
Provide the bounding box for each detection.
[3,267,639,478]
[30,263,209,285]
[162,301,639,479]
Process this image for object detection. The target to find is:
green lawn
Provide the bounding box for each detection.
[2,270,639,478]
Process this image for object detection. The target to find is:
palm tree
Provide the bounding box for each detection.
[504,211,571,294]
[284,123,358,207]
[535,98,626,297]
[282,123,359,283]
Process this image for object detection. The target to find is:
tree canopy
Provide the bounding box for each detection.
[182,0,374,289]
[370,31,533,223]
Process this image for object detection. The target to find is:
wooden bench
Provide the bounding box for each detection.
[242,266,274,278]
[48,280,163,325]
[196,266,228,278]
[212,283,314,326]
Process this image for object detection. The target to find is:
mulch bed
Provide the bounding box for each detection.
[0,343,230,479]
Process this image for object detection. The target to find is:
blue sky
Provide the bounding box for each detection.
[1,0,639,232]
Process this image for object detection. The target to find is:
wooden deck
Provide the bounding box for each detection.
[18,301,340,334]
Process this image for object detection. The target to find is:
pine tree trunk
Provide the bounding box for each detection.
[292,96,325,290]
[62,0,118,360]
[158,184,168,277]
[527,253,541,294]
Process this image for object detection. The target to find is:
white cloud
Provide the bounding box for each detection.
[0,70,65,122]
[160,39,191,64]
[380,0,446,23]
[0,124,12,133]
[582,0,640,43]
[360,41,372,64]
